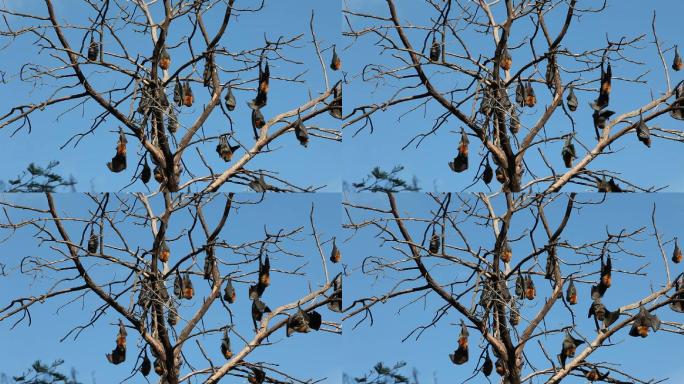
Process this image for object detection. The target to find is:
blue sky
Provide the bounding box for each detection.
[343,0,684,192]
[0,0,341,192]
[0,193,343,383]
[342,193,684,383]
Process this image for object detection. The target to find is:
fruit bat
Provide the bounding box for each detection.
[501,240,512,263]
[509,300,520,326]
[173,78,183,107]
[203,58,214,87]
[429,37,441,62]
[182,80,194,107]
[251,108,266,139]
[248,367,266,384]
[449,320,469,365]
[204,246,215,280]
[524,275,536,300]
[106,128,127,173]
[140,350,151,376]
[330,84,343,119]
[223,278,236,304]
[597,61,612,109]
[88,36,99,61]
[671,81,684,120]
[546,55,557,86]
[141,157,151,184]
[168,107,178,134]
[168,299,178,326]
[294,114,309,147]
[482,351,493,377]
[673,238,682,264]
[249,175,270,193]
[674,45,683,71]
[251,298,271,329]
[600,255,612,288]
[106,320,127,365]
[330,44,341,71]
[221,329,232,359]
[330,238,341,263]
[154,165,165,184]
[183,273,194,300]
[249,60,270,109]
[509,107,520,135]
[479,280,493,309]
[224,85,236,111]
[448,128,469,173]
[591,106,615,140]
[287,308,322,336]
[566,87,578,112]
[628,305,660,338]
[635,113,651,148]
[88,228,99,254]
[590,283,607,300]
[159,241,170,263]
[607,178,623,192]
[249,282,266,300]
[159,47,171,70]
[558,331,584,368]
[515,79,526,108]
[566,280,577,305]
[545,247,558,280]
[585,367,609,382]
[524,81,536,108]
[669,276,684,312]
[173,270,184,299]
[588,299,619,330]
[154,357,165,375]
[259,255,271,286]
[495,166,508,185]
[561,136,576,168]
[515,272,526,300]
[482,159,493,184]
[328,273,343,313]
[495,358,507,376]
[428,229,440,255]
[479,87,493,116]
[500,47,512,71]
[216,135,240,162]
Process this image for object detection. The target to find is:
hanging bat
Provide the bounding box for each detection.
[154,165,165,184]
[251,298,271,329]
[525,275,536,300]
[561,135,576,168]
[495,358,507,376]
[545,55,557,86]
[286,308,322,336]
[596,61,612,108]
[249,283,266,300]
[524,81,536,107]
[88,228,99,254]
[509,107,520,135]
[249,59,270,109]
[558,331,584,368]
[545,247,558,280]
[566,279,577,305]
[258,255,271,287]
[496,166,508,185]
[154,358,165,375]
[482,351,493,377]
[330,238,341,263]
[566,87,578,112]
[182,80,194,107]
[515,272,526,300]
[669,275,684,312]
[591,107,615,140]
[88,36,99,61]
[479,87,493,116]
[328,274,343,313]
[106,320,127,365]
[509,299,520,326]
[159,46,171,70]
[482,159,493,184]
[168,299,178,326]
[629,305,660,338]
[448,128,469,173]
[673,238,682,263]
[601,254,612,288]
[294,117,309,147]
[607,177,623,192]
[501,240,512,263]
[140,350,151,376]
[183,272,194,300]
[216,135,240,162]
[173,78,183,107]
[225,85,236,111]
[671,81,684,120]
[248,367,266,384]
[515,79,526,108]
[140,157,151,184]
[429,36,441,62]
[500,47,512,71]
[203,57,214,87]
[159,241,170,263]
[221,329,232,359]
[223,278,236,304]
[204,246,215,280]
[173,270,184,299]
[635,113,651,147]
[585,367,609,382]
[428,229,440,255]
[106,128,127,173]
[591,283,607,300]
[329,84,343,119]
[251,108,266,140]
[674,45,683,71]
[449,320,469,365]
[330,44,341,71]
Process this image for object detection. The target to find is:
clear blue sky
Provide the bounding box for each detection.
[0,0,341,192]
[342,193,684,383]
[343,0,684,192]
[0,193,343,383]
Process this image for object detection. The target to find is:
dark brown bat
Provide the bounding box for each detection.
[167,299,178,326]
[286,308,322,336]
[558,331,584,368]
[259,255,271,286]
[106,128,127,173]
[154,357,165,375]
[88,36,99,61]
[482,351,493,377]
[159,46,171,70]
[88,228,99,254]
[429,36,440,62]
[673,238,682,263]
[495,358,507,376]
[154,165,165,184]
[428,229,440,255]
[140,157,151,184]
[221,329,232,359]
[669,276,684,312]
[515,79,526,107]
[248,367,266,384]
[671,81,684,120]
[561,136,576,168]
[566,87,578,112]
[448,128,469,173]
[216,135,240,162]
[585,367,609,382]
[509,299,520,326]
[515,272,526,300]
[249,60,270,109]
[223,278,236,304]
[249,282,266,300]
[330,238,341,263]
[597,61,612,109]
[159,241,170,263]
[204,246,215,280]
[251,298,271,329]
[140,350,151,376]
[173,78,183,107]
[591,107,615,140]
[449,320,469,365]
[294,115,309,147]
[330,44,341,71]
[224,85,236,111]
[203,57,214,87]
[545,247,558,280]
[173,270,184,299]
[601,255,612,288]
[546,55,557,86]
[106,320,127,365]
[510,107,520,135]
[329,84,343,119]
[500,47,512,71]
[328,274,343,313]
[482,159,493,184]
[635,113,651,148]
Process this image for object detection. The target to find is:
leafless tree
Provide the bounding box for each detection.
[0,0,342,192]
[0,192,343,384]
[344,192,684,384]
[343,0,684,192]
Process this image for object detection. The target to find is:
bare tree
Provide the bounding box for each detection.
[344,192,684,384]
[343,0,684,192]
[0,0,342,192]
[0,193,343,384]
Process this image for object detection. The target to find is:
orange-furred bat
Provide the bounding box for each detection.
[182,80,194,107]
[525,275,536,300]
[449,320,469,365]
[524,81,536,107]
[558,331,583,368]
[629,305,660,338]
[500,47,512,71]
[448,128,469,173]
[330,238,341,263]
[221,329,232,359]
[673,238,682,264]
[106,128,127,173]
[182,272,194,300]
[159,241,170,263]
[566,280,577,305]
[216,135,240,162]
[674,45,683,71]
[330,45,341,71]
[159,47,171,70]
[106,320,127,365]
[223,278,236,304]
[501,240,512,263]
[249,59,270,109]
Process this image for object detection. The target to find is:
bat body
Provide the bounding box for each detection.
[566,280,577,305]
[500,48,512,71]
[673,239,682,263]
[629,306,660,338]
[159,241,170,263]
[106,320,127,365]
[223,278,236,303]
[482,160,493,184]
[225,86,236,111]
[88,230,99,254]
[182,80,194,107]
[429,37,440,62]
[566,87,578,111]
[428,231,440,255]
[636,115,651,147]
[524,82,536,107]
[330,238,341,263]
[558,332,584,368]
[140,159,151,183]
[107,129,127,173]
[448,128,469,173]
[88,38,99,61]
[159,47,171,70]
[449,320,469,365]
[221,330,232,359]
[330,45,341,70]
[294,118,309,147]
